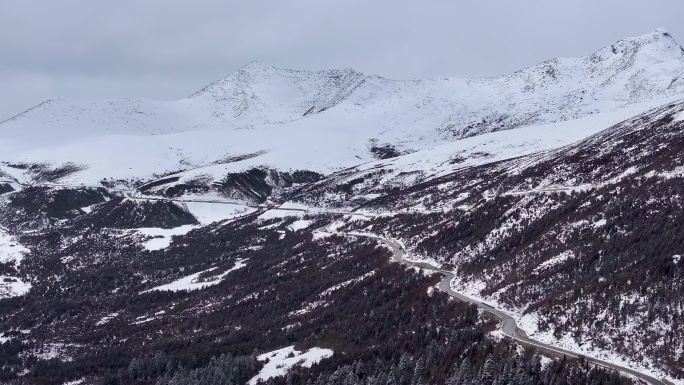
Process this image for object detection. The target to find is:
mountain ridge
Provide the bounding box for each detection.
[1,28,684,190]
[4,28,683,131]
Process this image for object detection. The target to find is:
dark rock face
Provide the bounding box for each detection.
[2,161,86,183]
[370,144,402,159]
[137,176,181,193]
[0,183,14,195]
[290,170,324,184]
[216,168,324,203]
[75,198,198,230]
[216,168,281,203]
[0,186,110,230]
[137,168,324,202]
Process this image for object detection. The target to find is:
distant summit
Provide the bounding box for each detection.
[598,27,683,59]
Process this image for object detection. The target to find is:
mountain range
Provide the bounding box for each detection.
[1,28,683,190]
[0,28,683,385]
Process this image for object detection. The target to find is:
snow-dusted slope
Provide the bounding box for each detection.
[1,29,683,187]
[286,97,683,208]
[338,99,684,382]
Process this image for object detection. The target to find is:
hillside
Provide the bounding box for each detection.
[336,99,684,381]
[0,29,684,385]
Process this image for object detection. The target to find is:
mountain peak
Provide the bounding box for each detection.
[611,27,682,56]
[640,27,680,45]
[188,61,367,102]
[651,27,669,36]
[239,60,273,72]
[628,27,675,42]
[237,61,364,78]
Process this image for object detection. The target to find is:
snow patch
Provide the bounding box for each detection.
[96,312,120,326]
[182,200,253,224]
[248,346,333,385]
[427,286,435,297]
[319,271,376,296]
[0,275,31,298]
[312,231,333,241]
[258,209,305,221]
[29,343,75,362]
[62,379,85,385]
[288,300,327,317]
[134,207,252,250]
[142,258,247,293]
[137,225,196,251]
[409,266,438,277]
[534,251,574,272]
[0,230,30,266]
[674,111,684,122]
[288,219,313,231]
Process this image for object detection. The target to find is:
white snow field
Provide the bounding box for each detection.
[0,29,682,190]
[324,99,683,191]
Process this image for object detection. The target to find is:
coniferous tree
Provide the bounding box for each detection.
[479,355,496,385]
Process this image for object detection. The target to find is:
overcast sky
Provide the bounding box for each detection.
[2,0,683,120]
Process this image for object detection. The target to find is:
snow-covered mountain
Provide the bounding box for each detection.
[3,29,684,385]
[1,29,684,189]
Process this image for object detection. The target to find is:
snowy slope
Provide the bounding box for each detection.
[286,97,684,209]
[1,29,683,188]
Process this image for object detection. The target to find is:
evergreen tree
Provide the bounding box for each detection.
[479,355,496,385]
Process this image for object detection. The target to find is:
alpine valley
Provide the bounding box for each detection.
[1,28,683,385]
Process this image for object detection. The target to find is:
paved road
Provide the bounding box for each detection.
[502,186,592,196]
[341,233,667,385]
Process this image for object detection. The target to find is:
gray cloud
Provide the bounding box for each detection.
[2,0,683,119]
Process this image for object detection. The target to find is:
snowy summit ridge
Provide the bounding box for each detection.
[1,29,683,186]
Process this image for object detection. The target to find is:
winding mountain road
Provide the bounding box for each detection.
[338,233,668,385]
